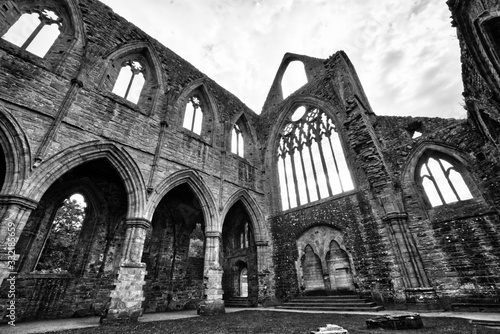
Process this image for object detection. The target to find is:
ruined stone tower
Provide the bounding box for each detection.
[0,0,499,323]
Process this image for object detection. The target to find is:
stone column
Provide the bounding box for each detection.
[199,231,225,315]
[255,240,274,306]
[0,195,37,285]
[102,218,150,324]
[382,211,440,310]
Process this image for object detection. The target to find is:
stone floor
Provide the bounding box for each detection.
[1,308,500,334]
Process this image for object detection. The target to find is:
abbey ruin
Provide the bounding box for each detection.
[0,0,499,323]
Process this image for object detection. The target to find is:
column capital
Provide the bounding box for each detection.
[125,217,151,229]
[0,195,38,210]
[205,231,222,239]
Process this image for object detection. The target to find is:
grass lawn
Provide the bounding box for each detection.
[48,311,498,334]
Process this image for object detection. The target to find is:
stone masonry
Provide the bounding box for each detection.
[0,0,498,324]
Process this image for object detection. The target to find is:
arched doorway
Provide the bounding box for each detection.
[296,225,355,295]
[222,201,258,306]
[14,158,129,319]
[142,184,205,312]
[327,240,355,293]
[301,244,325,294]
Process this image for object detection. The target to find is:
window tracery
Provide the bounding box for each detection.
[418,155,473,207]
[2,9,62,58]
[182,95,203,135]
[111,59,146,104]
[277,105,354,210]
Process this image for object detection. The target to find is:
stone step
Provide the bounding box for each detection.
[224,297,252,308]
[277,305,384,312]
[282,301,378,307]
[290,298,370,303]
[297,295,361,300]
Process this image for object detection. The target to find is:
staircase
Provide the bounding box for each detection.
[225,296,252,308]
[276,295,383,312]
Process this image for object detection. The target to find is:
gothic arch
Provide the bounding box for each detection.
[98,41,165,115]
[0,105,31,194]
[222,189,267,243]
[15,177,111,273]
[22,141,147,218]
[0,0,86,72]
[401,141,483,209]
[229,112,257,161]
[174,80,218,144]
[145,169,217,231]
[266,95,355,211]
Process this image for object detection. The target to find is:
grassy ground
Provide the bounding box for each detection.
[48,311,498,334]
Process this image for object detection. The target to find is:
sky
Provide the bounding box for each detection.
[99,0,464,119]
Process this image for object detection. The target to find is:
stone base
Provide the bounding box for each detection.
[405,287,442,311]
[100,263,146,325]
[198,299,225,316]
[366,313,423,330]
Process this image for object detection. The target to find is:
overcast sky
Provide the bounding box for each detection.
[99,0,464,119]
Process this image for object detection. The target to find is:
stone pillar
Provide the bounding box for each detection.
[383,212,430,288]
[255,240,275,306]
[0,195,37,285]
[101,218,150,324]
[198,231,225,315]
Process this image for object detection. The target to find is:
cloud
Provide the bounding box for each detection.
[100,0,464,119]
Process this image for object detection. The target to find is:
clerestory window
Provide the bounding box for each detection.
[277,105,354,210]
[111,59,146,104]
[182,95,203,135]
[1,9,61,58]
[231,124,244,157]
[418,154,473,207]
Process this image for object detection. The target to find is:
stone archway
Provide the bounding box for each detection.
[142,183,206,312]
[327,240,355,293]
[221,201,258,306]
[13,158,129,320]
[301,245,325,294]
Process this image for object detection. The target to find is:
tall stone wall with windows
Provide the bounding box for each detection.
[0,0,499,323]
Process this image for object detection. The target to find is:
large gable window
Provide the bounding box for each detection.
[277,105,354,210]
[418,154,473,207]
[2,9,61,58]
[182,95,203,135]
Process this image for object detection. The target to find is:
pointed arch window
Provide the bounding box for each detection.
[1,9,62,58]
[183,95,203,135]
[418,154,473,207]
[232,124,244,157]
[111,59,146,104]
[277,105,354,210]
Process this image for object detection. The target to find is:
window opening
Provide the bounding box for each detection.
[112,60,146,104]
[278,106,354,210]
[231,124,244,157]
[281,61,308,99]
[419,156,473,207]
[2,10,62,58]
[35,193,87,272]
[182,95,203,134]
